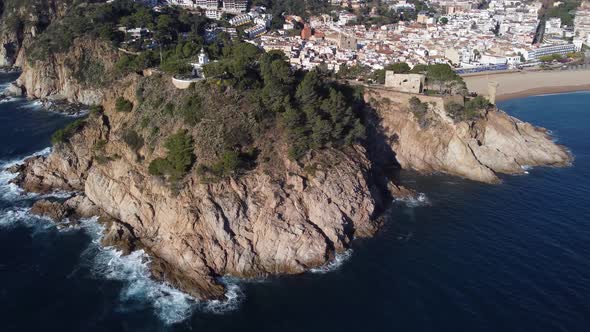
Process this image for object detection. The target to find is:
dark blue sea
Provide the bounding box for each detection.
[1,71,589,331]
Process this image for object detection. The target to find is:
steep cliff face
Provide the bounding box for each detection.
[0,0,67,67]
[84,146,378,298]
[16,37,119,104]
[365,88,572,183]
[13,76,381,298]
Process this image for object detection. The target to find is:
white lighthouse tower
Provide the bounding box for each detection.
[198,48,209,66]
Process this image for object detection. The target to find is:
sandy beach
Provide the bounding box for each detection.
[463,70,590,101]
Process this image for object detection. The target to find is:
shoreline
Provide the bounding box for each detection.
[496,84,590,102]
[463,70,590,102]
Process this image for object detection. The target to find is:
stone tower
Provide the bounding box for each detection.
[488,81,499,104]
[198,48,209,66]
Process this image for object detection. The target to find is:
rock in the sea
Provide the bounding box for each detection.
[387,181,417,200]
[63,195,101,220]
[100,220,138,256]
[366,88,572,183]
[29,195,100,228]
[82,145,379,297]
[30,200,69,221]
[4,82,24,97]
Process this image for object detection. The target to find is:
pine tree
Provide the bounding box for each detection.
[295,70,322,108]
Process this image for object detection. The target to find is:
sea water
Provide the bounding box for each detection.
[1,70,589,331]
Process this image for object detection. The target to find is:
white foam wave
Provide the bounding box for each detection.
[16,99,43,111]
[201,277,244,314]
[0,147,51,170]
[76,219,194,324]
[310,249,353,274]
[0,147,52,200]
[0,176,24,200]
[78,218,244,323]
[395,193,430,207]
[0,207,31,227]
[520,165,532,174]
[0,147,245,324]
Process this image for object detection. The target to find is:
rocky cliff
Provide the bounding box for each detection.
[4,13,573,299]
[12,75,383,299]
[16,37,119,104]
[365,88,572,183]
[0,0,67,67]
[11,76,573,298]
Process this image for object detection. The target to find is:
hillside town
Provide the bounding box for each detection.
[139,0,590,76]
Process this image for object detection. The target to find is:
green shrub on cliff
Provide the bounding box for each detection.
[283,72,366,160]
[51,119,85,145]
[148,130,195,181]
[179,95,204,126]
[445,96,488,122]
[410,64,466,95]
[196,149,258,180]
[122,129,144,152]
[89,105,104,117]
[408,96,429,128]
[115,97,133,113]
[73,54,108,88]
[465,96,489,111]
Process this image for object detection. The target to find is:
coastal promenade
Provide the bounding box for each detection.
[463,69,590,101]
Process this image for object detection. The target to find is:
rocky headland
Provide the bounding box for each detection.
[1,1,572,301]
[365,88,571,183]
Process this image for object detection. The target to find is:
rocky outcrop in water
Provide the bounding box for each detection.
[365,88,572,183]
[13,78,382,298]
[17,139,381,299]
[11,76,574,299]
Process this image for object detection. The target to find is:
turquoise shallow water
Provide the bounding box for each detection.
[1,70,589,331]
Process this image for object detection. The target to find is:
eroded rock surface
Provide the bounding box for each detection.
[366,88,571,183]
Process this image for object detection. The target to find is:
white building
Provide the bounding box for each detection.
[574,2,590,44]
[526,43,576,60]
[545,17,563,36]
[245,25,267,38]
[223,0,248,13]
[190,48,210,78]
[229,14,252,26]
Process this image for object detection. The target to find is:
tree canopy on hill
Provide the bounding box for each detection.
[123,46,368,183]
[546,0,581,27]
[202,47,366,160]
[27,0,209,63]
[251,0,334,27]
[410,63,466,94]
[39,1,367,180]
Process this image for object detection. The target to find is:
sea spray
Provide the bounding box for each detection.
[201,277,244,314]
[1,146,246,324]
[79,218,245,323]
[0,147,51,169]
[0,147,52,201]
[310,249,353,274]
[395,192,430,208]
[0,207,31,228]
